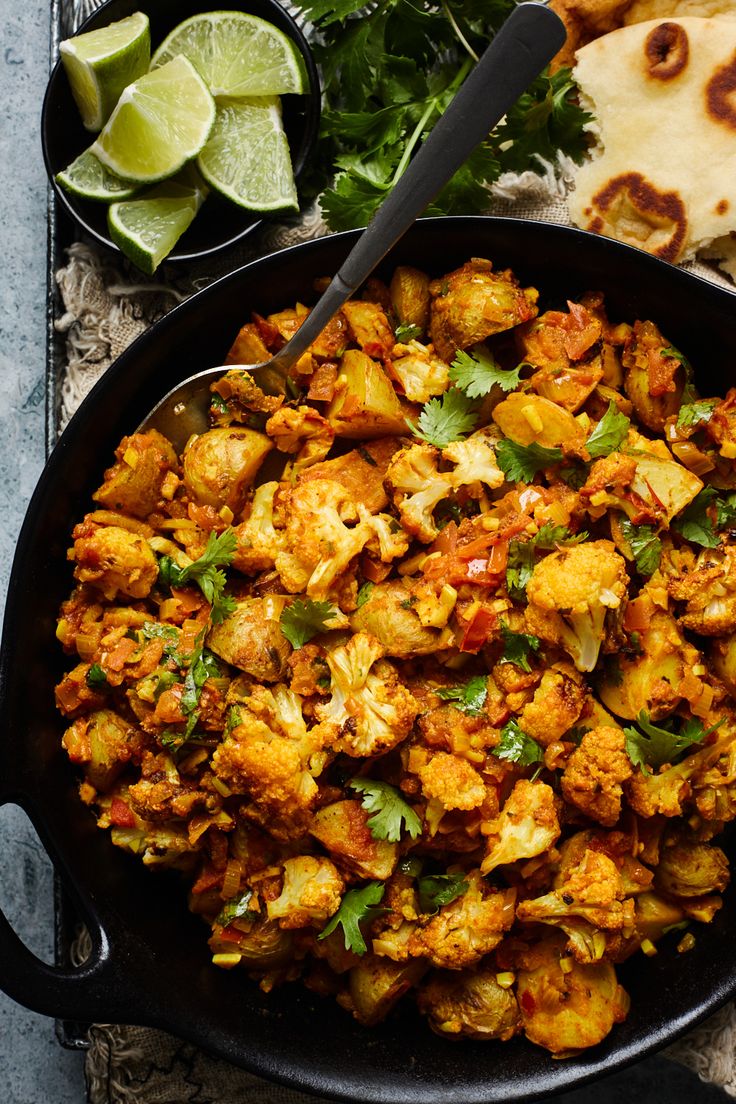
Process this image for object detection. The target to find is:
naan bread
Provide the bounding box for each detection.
[623,1,736,25]
[568,17,736,265]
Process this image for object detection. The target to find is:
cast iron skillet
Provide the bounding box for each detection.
[2,217,736,1103]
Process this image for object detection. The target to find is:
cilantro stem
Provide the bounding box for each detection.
[390,58,472,187]
[440,0,479,61]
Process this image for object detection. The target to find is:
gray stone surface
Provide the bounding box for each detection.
[0,0,730,1100]
[0,0,87,1097]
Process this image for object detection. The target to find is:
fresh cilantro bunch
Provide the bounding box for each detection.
[624,710,723,774]
[349,778,422,841]
[297,0,592,230]
[158,529,237,625]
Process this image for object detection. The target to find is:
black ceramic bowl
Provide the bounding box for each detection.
[41,0,320,264]
[2,218,736,1103]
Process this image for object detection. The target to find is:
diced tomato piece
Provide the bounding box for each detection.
[460,608,496,652]
[110,797,136,828]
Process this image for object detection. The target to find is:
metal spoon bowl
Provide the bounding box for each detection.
[139,1,565,454]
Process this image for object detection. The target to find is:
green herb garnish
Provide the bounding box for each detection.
[318,881,387,955]
[449,348,522,398]
[435,674,488,716]
[279,599,336,649]
[407,388,479,449]
[349,778,422,842]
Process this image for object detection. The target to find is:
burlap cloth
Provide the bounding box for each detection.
[53,160,736,1099]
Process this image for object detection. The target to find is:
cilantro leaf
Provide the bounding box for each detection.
[493,719,544,766]
[407,388,480,448]
[349,778,422,842]
[499,622,541,673]
[318,881,387,955]
[356,582,374,609]
[618,517,662,577]
[280,599,336,649]
[215,889,258,927]
[677,399,717,430]
[661,345,691,369]
[672,488,720,548]
[159,530,237,625]
[435,674,488,716]
[716,493,736,531]
[585,401,630,459]
[534,522,588,549]
[417,872,468,915]
[449,348,522,399]
[395,322,423,342]
[495,439,563,482]
[623,709,723,773]
[86,663,108,690]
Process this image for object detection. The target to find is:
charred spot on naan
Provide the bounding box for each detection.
[582,173,688,263]
[706,51,736,130]
[644,21,689,79]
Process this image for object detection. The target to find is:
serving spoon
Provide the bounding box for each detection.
[140,1,566,453]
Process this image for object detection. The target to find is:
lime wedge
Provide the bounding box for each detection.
[151,11,307,96]
[59,12,150,132]
[108,169,209,274]
[56,148,139,201]
[197,96,298,212]
[92,55,216,184]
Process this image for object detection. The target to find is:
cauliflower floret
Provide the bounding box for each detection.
[668,547,736,636]
[212,685,326,839]
[416,967,521,1040]
[561,727,633,827]
[315,632,419,758]
[389,342,450,403]
[408,871,516,970]
[70,522,159,600]
[275,478,406,598]
[625,725,736,819]
[232,482,287,575]
[481,780,561,875]
[385,443,453,543]
[267,855,345,929]
[265,405,335,474]
[518,662,586,746]
[413,749,487,811]
[526,540,629,672]
[517,849,635,963]
[443,427,505,495]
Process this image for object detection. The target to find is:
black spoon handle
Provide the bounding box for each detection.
[267,0,566,372]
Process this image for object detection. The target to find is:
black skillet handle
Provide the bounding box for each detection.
[0,791,139,1024]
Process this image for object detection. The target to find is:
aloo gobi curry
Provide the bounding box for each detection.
[55,257,736,1054]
